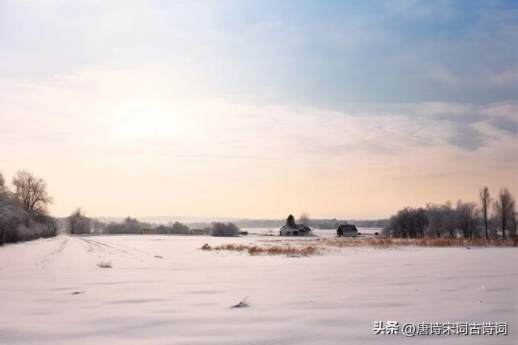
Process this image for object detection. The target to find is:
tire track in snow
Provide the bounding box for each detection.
[38,237,68,268]
[78,237,147,256]
[78,237,160,259]
[79,237,128,254]
[77,237,161,266]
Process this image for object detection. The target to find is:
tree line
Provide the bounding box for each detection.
[0,170,56,244]
[67,210,241,237]
[2,169,514,243]
[383,187,516,239]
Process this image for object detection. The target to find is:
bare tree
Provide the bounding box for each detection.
[298,212,310,226]
[423,202,460,238]
[493,188,515,239]
[479,186,491,239]
[383,207,428,238]
[67,208,91,235]
[12,170,52,214]
[425,204,441,238]
[456,201,480,238]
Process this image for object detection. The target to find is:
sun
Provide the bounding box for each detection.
[108,99,189,142]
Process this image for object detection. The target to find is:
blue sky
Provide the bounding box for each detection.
[0,0,517,218]
[1,0,516,104]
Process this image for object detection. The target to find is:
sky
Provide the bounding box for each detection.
[0,0,517,219]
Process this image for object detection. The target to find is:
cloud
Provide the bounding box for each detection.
[1,67,516,217]
[1,66,516,162]
[489,117,518,136]
[446,125,485,151]
[0,2,517,217]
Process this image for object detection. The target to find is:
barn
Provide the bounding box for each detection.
[337,224,359,237]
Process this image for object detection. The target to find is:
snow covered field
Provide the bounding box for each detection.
[0,234,516,345]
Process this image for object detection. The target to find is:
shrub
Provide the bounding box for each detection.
[171,221,190,234]
[202,243,319,256]
[104,217,144,234]
[210,222,240,237]
[97,261,112,268]
[383,207,428,238]
[0,198,57,245]
[155,221,190,234]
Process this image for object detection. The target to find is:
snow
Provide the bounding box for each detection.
[0,234,516,345]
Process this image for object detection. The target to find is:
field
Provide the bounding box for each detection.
[0,233,516,345]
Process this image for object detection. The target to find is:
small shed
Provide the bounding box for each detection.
[279,214,313,236]
[337,224,359,237]
[279,224,312,236]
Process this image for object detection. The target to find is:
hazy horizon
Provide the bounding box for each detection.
[1,1,517,219]
[90,215,387,224]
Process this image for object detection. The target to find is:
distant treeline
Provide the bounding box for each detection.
[384,186,516,239]
[4,170,514,245]
[65,211,242,237]
[63,215,385,236]
[0,171,57,245]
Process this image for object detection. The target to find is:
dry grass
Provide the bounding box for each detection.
[97,261,112,268]
[201,243,318,256]
[200,237,516,257]
[319,237,518,248]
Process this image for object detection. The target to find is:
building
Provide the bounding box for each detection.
[337,224,359,237]
[279,224,313,236]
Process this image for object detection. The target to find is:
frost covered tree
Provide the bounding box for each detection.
[12,170,51,214]
[494,189,516,239]
[425,202,456,238]
[455,201,480,238]
[0,172,24,244]
[0,199,27,245]
[479,187,491,239]
[383,207,428,238]
[0,171,56,244]
[67,208,91,235]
